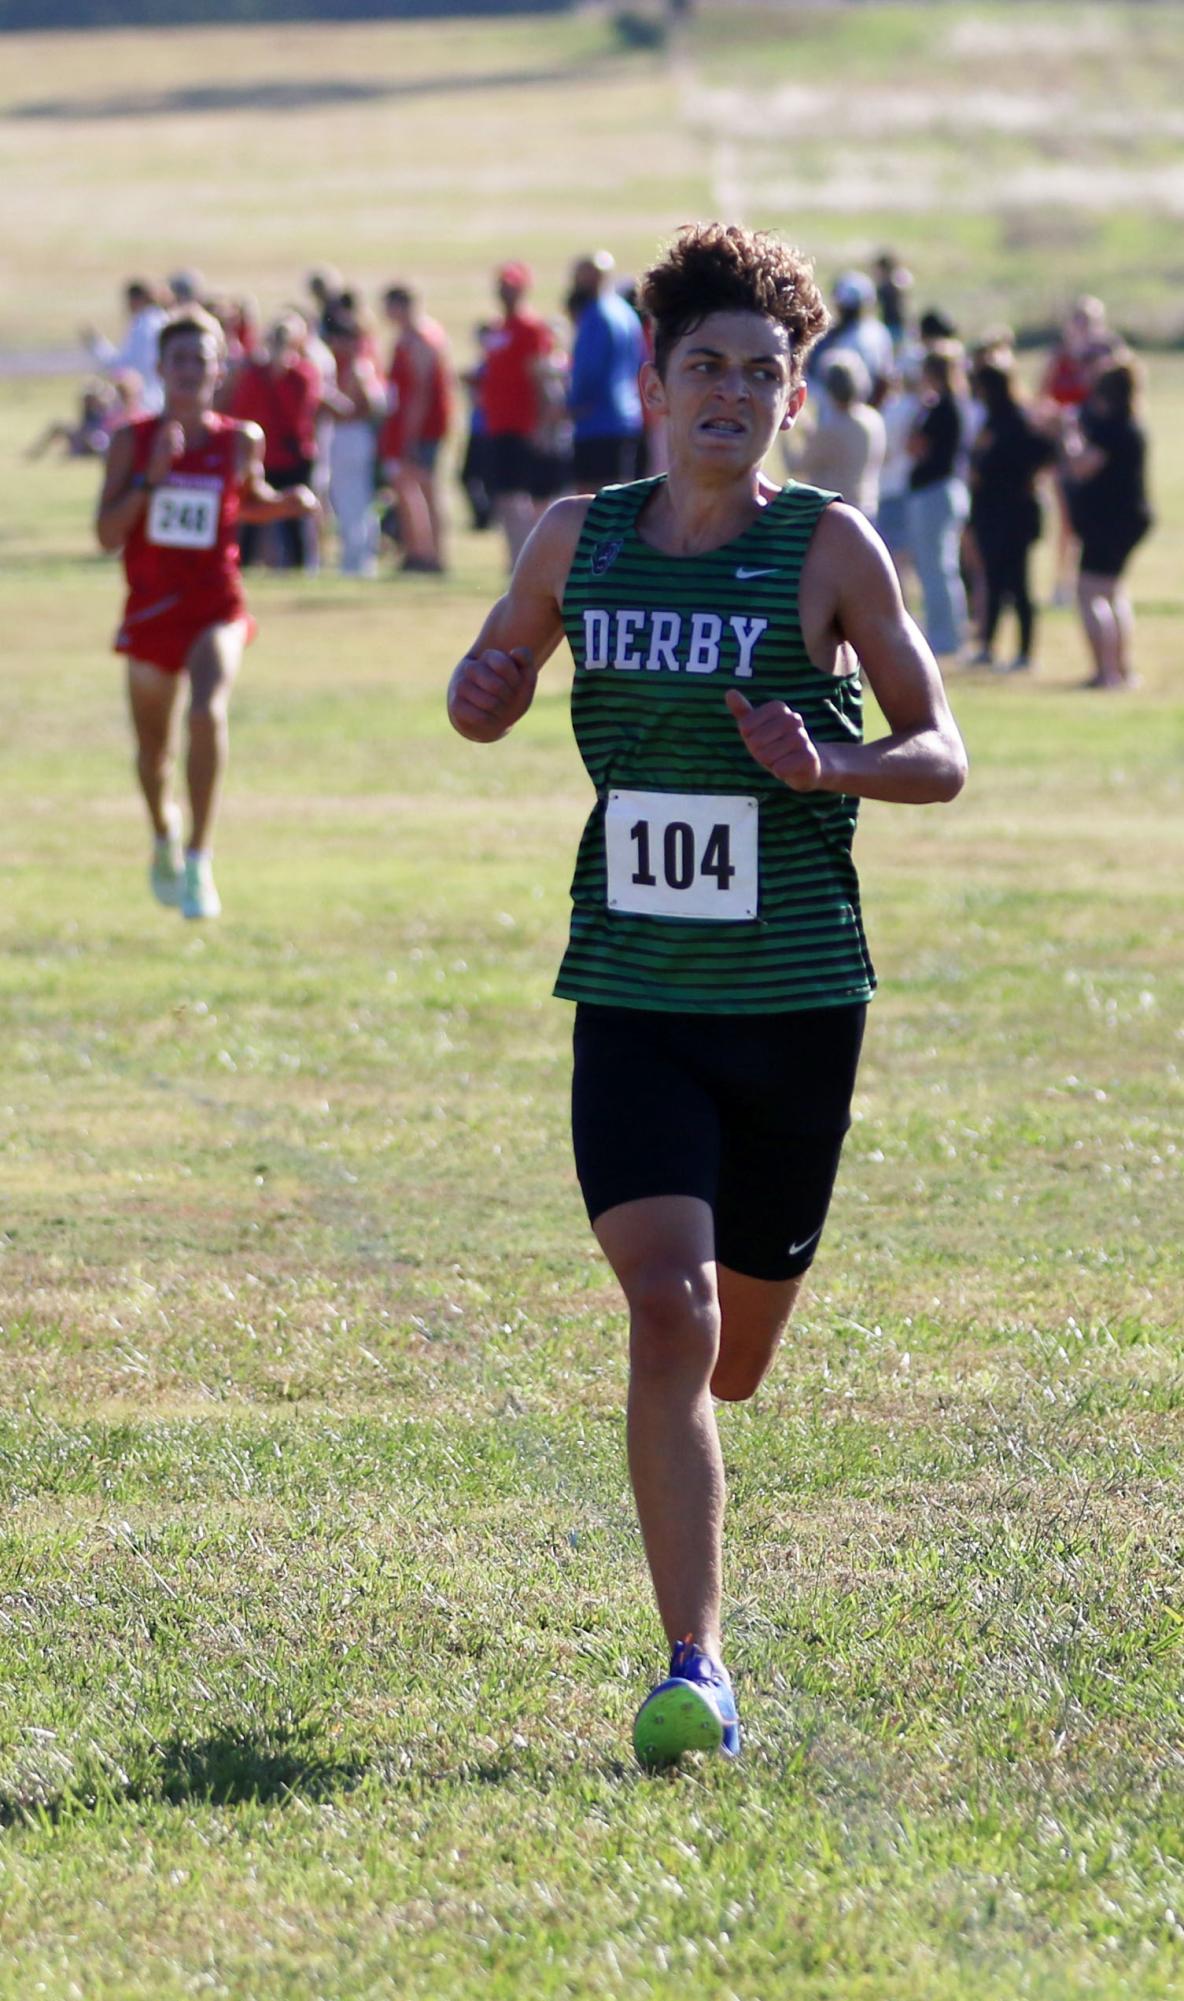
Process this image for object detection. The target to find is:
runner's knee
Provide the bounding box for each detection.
[627,1264,719,1382]
[188,675,229,721]
[135,744,169,780]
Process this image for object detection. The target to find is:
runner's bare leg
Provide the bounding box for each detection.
[184,618,247,852]
[127,657,185,838]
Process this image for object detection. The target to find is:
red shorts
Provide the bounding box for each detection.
[115,593,255,675]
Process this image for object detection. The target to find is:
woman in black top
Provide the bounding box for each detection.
[905,343,968,657]
[1063,357,1152,689]
[967,360,1056,671]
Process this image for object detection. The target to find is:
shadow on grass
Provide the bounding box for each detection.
[8,62,612,123]
[0,1722,364,1827]
[1,1739,648,1825]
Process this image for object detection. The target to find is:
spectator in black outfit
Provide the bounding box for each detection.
[873,250,913,351]
[906,343,968,659]
[966,359,1056,673]
[1062,357,1153,690]
[918,308,957,349]
[459,324,496,531]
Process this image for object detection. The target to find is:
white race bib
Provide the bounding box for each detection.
[146,480,221,550]
[605,789,759,922]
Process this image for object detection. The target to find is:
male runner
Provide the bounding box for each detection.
[97,306,317,919]
[448,224,967,1767]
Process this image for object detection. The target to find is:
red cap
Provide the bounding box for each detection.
[497,260,532,291]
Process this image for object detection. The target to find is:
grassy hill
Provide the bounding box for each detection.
[3,4,1184,352]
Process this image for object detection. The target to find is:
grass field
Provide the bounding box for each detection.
[3,8,1184,1998]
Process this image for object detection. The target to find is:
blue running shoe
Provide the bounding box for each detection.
[633,1636,741,1768]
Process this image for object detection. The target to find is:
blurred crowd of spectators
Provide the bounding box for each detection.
[786,259,1152,687]
[35,248,1153,687]
[37,256,652,580]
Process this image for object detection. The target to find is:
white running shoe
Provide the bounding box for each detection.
[150,805,186,908]
[181,852,221,921]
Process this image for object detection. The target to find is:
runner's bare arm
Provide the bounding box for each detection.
[447,496,589,743]
[95,421,180,551]
[235,423,318,524]
[728,505,968,803]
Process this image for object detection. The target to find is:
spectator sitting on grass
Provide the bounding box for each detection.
[27,373,139,460]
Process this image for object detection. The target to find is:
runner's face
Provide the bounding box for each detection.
[643,311,805,471]
[160,332,221,408]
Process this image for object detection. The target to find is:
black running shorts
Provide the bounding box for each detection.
[571,1001,866,1282]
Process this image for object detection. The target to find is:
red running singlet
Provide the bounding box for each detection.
[115,413,255,674]
[379,319,453,462]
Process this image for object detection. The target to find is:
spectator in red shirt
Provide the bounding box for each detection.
[481,261,554,567]
[380,283,454,574]
[1039,296,1118,605]
[231,314,324,568]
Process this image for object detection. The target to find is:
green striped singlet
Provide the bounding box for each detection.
[554,475,876,1016]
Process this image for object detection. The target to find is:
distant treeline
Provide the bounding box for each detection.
[0,0,575,27]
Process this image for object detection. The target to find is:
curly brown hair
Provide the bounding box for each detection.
[641,223,828,384]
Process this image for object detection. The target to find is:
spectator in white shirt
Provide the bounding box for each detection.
[82,279,167,414]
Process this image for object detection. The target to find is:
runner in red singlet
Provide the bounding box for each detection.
[97,306,317,920]
[379,284,454,573]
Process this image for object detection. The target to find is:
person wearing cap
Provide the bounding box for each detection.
[481,262,555,567]
[167,269,205,308]
[808,271,894,408]
[566,251,646,492]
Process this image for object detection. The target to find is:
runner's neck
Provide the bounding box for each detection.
[638,469,781,558]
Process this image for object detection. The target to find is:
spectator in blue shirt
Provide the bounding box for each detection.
[566,251,646,491]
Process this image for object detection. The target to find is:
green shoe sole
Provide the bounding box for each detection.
[633,1680,724,1769]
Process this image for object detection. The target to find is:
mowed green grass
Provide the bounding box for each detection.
[3,10,1184,1995]
[3,357,1182,1998]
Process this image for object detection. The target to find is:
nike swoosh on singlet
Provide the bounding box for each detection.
[735,567,780,580]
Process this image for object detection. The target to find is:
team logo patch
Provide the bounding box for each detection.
[590,537,622,576]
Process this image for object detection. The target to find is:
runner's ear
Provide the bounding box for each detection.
[780,381,808,431]
[639,361,667,418]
